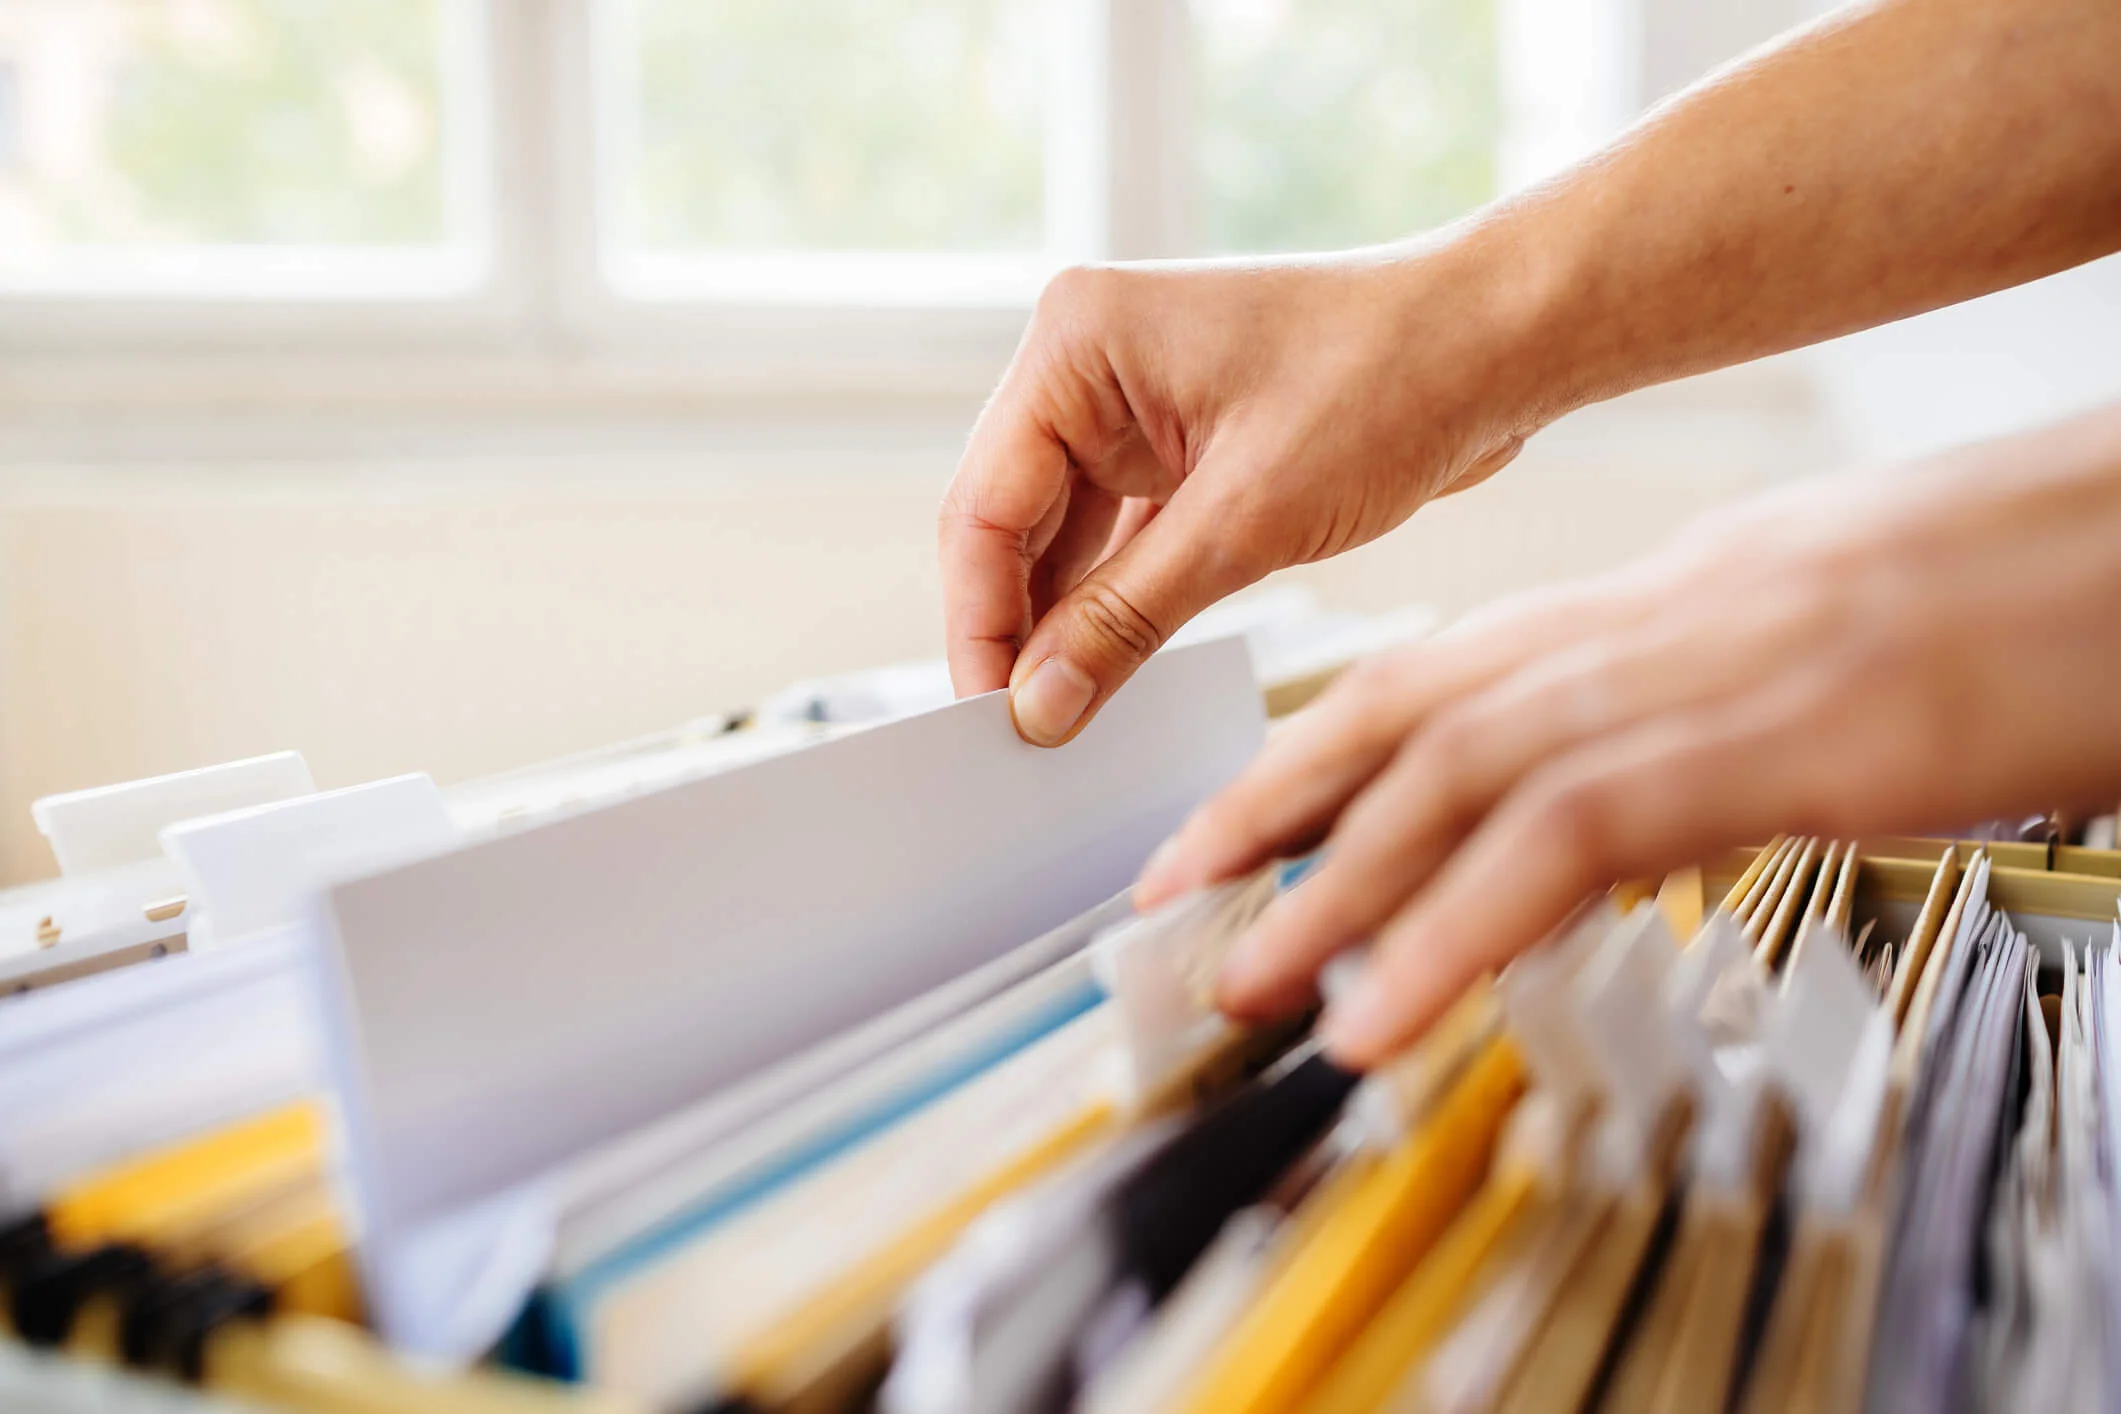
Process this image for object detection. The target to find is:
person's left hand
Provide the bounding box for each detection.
[1134,404,2121,1068]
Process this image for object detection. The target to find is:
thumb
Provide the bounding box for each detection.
[1006,478,1263,746]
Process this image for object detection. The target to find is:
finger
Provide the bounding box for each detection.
[1209,645,1675,1018]
[1137,573,1658,910]
[1031,483,1122,621]
[940,398,1072,696]
[1209,592,1821,1013]
[1102,496,1162,564]
[1319,689,1834,1068]
[1006,474,1252,746]
[941,324,1139,698]
[1029,419,1176,621]
[1042,493,1163,619]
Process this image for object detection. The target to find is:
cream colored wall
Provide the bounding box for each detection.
[0,390,1808,886]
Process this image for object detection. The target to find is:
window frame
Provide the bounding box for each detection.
[0,0,1619,403]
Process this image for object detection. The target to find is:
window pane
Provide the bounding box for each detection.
[0,0,473,290]
[613,0,1046,256]
[1193,0,1499,254]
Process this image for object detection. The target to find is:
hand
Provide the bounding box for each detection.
[939,248,1544,745]
[938,0,2121,753]
[1134,405,2121,1068]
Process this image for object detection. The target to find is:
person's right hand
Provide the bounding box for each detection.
[1132,404,2121,1067]
[939,246,1548,745]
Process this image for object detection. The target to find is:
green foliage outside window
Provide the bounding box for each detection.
[9,0,1496,259]
[53,0,448,247]
[626,0,1046,253]
[1195,0,1498,253]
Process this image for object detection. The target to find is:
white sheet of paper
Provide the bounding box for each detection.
[0,934,320,1207]
[314,637,1265,1354]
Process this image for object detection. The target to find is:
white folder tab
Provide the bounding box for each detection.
[162,774,458,951]
[33,752,316,877]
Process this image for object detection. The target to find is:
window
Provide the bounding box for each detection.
[0,0,482,297]
[0,0,1615,370]
[597,0,1055,304]
[607,0,1049,300]
[1193,0,1499,254]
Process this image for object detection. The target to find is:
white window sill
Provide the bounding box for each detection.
[0,344,1830,480]
[606,251,1058,308]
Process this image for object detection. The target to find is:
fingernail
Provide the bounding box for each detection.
[1137,836,1184,897]
[1011,657,1095,746]
[1321,980,1395,1065]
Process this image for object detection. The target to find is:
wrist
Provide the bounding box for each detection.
[1365,202,1607,462]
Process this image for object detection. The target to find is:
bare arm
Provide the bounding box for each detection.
[1496,0,2121,417]
[941,0,2121,745]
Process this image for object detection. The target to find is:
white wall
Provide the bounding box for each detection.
[0,397,1792,887]
[1805,256,2121,464]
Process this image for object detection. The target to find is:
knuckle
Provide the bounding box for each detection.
[937,480,973,531]
[1335,651,1404,705]
[1830,606,1912,684]
[1405,708,1492,821]
[1809,570,1940,716]
[1758,574,1853,663]
[1314,647,1433,758]
[1036,263,1120,331]
[1217,768,1295,845]
[1179,797,1244,859]
[1333,645,1427,712]
[937,460,991,521]
[1070,578,1164,663]
[1527,774,1620,883]
[1840,636,1955,796]
[1674,500,1769,566]
[1276,861,1374,952]
[936,473,1021,543]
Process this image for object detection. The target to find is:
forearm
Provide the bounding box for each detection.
[1454,0,2121,427]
